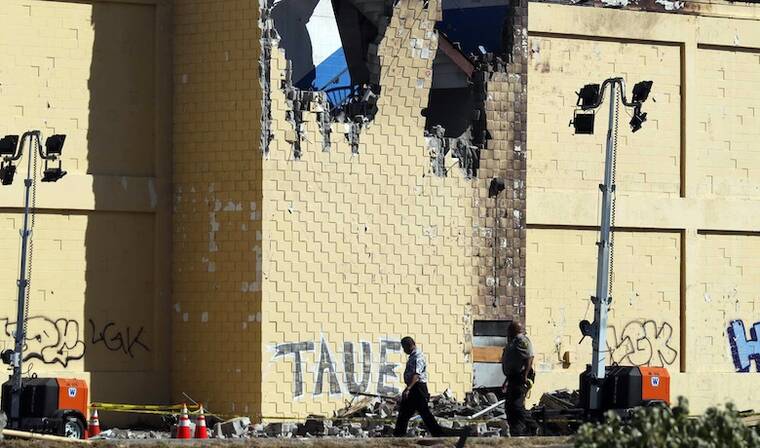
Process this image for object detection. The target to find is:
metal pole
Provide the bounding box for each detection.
[589,83,617,411]
[493,194,498,305]
[9,132,37,425]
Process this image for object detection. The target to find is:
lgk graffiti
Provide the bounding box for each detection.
[0,316,151,367]
[727,320,760,372]
[273,339,402,398]
[607,320,678,367]
[0,316,85,367]
[88,319,150,358]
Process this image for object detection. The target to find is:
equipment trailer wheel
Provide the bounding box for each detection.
[63,416,84,439]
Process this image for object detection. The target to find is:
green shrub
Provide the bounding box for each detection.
[575,397,760,448]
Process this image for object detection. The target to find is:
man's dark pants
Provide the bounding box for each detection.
[505,375,531,436]
[393,382,444,437]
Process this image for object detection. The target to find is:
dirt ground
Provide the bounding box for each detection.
[0,437,573,447]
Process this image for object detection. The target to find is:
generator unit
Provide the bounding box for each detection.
[0,132,88,439]
[579,365,670,413]
[1,376,88,438]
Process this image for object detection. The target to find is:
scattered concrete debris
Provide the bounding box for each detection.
[154,389,508,440]
[216,416,252,438]
[537,389,579,411]
[263,421,298,438]
[80,390,588,441]
[601,0,630,7]
[530,389,582,436]
[655,0,684,10]
[90,429,169,440]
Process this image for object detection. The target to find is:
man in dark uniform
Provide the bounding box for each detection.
[501,321,535,436]
[393,336,445,437]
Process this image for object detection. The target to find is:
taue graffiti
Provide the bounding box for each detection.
[88,319,150,358]
[0,316,85,367]
[727,320,760,372]
[607,320,678,367]
[343,341,371,394]
[273,339,402,399]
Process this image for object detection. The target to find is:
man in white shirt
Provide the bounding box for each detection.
[393,336,445,437]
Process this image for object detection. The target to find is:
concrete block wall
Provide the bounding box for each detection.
[260,0,505,418]
[172,0,263,416]
[527,3,760,411]
[472,0,529,323]
[696,46,760,198]
[527,229,681,371]
[0,0,172,418]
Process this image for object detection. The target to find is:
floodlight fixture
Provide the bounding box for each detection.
[44,134,66,156]
[579,319,594,339]
[0,349,13,365]
[0,135,19,156]
[576,84,601,110]
[571,111,596,135]
[631,80,653,104]
[0,163,16,185]
[42,167,67,182]
[488,177,506,198]
[629,105,647,133]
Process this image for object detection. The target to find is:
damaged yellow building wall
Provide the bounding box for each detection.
[172,0,264,417]
[0,0,172,414]
[260,1,478,419]
[527,3,760,411]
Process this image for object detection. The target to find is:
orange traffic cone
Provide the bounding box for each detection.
[194,404,208,439]
[175,404,192,439]
[87,409,101,437]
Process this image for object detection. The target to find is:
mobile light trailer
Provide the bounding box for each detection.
[0,131,88,439]
[533,77,669,430]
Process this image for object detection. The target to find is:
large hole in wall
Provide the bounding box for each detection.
[422,0,514,179]
[267,0,393,110]
[262,0,396,156]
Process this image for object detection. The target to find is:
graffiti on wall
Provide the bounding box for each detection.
[0,316,151,367]
[88,319,150,358]
[607,320,678,367]
[727,320,760,372]
[0,316,85,367]
[273,339,402,398]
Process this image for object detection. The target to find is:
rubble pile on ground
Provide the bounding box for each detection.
[530,389,583,436]
[231,389,510,439]
[536,389,579,411]
[90,429,169,440]
[92,389,585,440]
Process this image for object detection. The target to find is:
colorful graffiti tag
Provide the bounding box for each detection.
[727,320,760,372]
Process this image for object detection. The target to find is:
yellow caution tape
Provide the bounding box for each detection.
[90,402,506,424]
[92,402,197,411]
[90,408,181,416]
